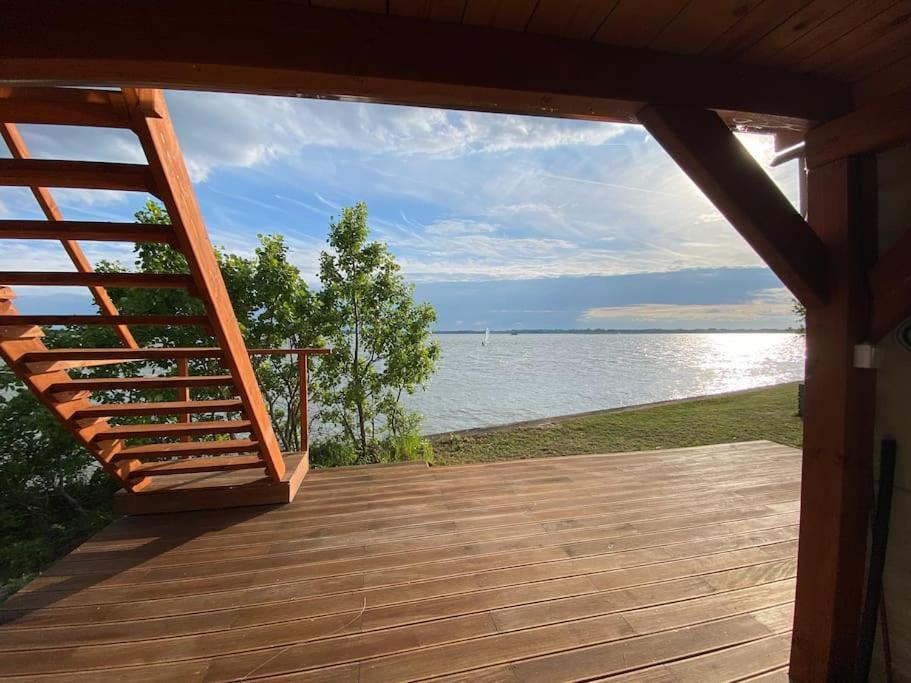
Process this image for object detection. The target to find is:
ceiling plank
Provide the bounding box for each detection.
[736,0,854,64]
[649,0,763,55]
[0,0,849,126]
[592,0,686,48]
[638,104,828,307]
[702,0,812,58]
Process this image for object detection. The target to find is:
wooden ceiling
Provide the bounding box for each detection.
[0,0,907,133]
[310,0,911,106]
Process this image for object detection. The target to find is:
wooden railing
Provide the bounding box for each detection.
[174,347,330,452]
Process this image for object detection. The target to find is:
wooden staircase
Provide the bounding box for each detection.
[0,87,309,511]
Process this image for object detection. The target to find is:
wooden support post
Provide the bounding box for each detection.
[638,105,829,307]
[176,357,191,443]
[298,353,309,453]
[790,157,878,682]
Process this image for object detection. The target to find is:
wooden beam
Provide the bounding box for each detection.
[638,105,829,307]
[790,157,878,682]
[0,86,132,128]
[124,454,263,478]
[93,419,251,441]
[20,346,223,362]
[122,88,286,481]
[73,398,244,419]
[48,374,234,392]
[0,219,174,243]
[806,86,911,169]
[0,1,850,126]
[870,225,911,340]
[0,314,209,327]
[0,272,194,290]
[0,158,155,193]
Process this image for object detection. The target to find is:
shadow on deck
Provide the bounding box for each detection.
[0,440,800,681]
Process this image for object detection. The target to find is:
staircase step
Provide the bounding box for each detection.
[0,158,154,193]
[0,323,44,340]
[0,219,173,243]
[113,439,261,461]
[93,419,252,441]
[21,347,224,362]
[0,86,133,128]
[25,358,145,373]
[124,455,265,479]
[47,375,234,393]
[73,399,245,419]
[0,272,195,291]
[0,314,210,327]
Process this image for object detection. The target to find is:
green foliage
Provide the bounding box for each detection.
[0,368,118,597]
[791,298,806,333]
[308,438,359,468]
[312,203,439,464]
[387,432,434,463]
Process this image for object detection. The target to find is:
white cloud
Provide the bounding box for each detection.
[12,91,629,184]
[424,219,498,236]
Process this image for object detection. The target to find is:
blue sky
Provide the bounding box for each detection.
[0,90,802,329]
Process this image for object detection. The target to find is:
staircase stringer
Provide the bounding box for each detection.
[121,88,285,481]
[0,291,149,492]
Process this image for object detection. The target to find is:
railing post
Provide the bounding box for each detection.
[298,352,309,453]
[176,357,190,442]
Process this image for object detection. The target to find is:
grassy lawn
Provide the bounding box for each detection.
[430,382,802,465]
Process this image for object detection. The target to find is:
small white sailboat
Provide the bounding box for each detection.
[481,328,490,346]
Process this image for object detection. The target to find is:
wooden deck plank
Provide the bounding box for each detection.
[0,441,800,681]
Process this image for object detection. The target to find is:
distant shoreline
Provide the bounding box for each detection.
[433,328,802,334]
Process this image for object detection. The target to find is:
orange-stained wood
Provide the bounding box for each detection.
[0,157,155,193]
[21,347,224,362]
[299,353,309,452]
[122,88,285,481]
[0,271,195,290]
[114,440,262,462]
[47,374,234,393]
[0,85,133,128]
[93,419,252,441]
[789,157,878,682]
[175,357,192,442]
[0,122,138,348]
[0,314,210,327]
[73,398,245,419]
[0,296,147,492]
[0,219,174,243]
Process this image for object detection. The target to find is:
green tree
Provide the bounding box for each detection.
[791,297,806,333]
[77,200,322,451]
[313,203,440,463]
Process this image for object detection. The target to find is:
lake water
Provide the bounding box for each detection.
[403,333,806,434]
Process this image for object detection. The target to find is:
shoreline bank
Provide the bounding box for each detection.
[426,382,800,439]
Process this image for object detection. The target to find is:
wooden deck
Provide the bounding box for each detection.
[0,440,800,682]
